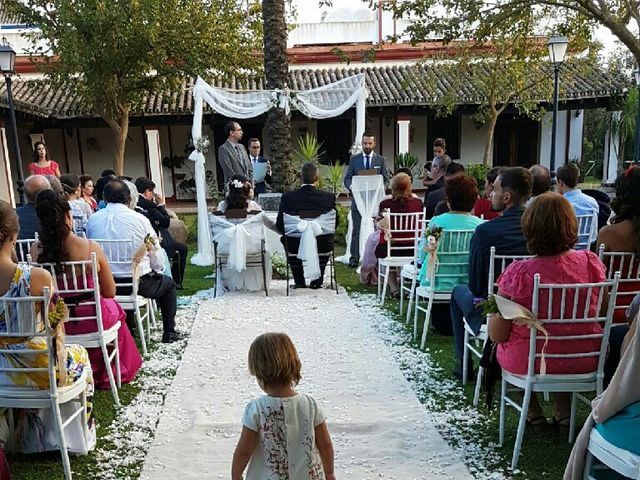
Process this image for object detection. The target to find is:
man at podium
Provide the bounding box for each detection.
[344,132,390,268]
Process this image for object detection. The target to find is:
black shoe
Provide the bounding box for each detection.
[453,360,475,381]
[291,283,307,289]
[162,331,185,344]
[310,280,323,289]
[175,283,184,290]
[348,261,358,268]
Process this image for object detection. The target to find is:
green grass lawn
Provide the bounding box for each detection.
[7,216,588,479]
[334,256,590,479]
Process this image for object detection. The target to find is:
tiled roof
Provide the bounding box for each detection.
[0,6,22,25]
[0,62,627,119]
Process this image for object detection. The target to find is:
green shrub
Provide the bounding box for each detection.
[335,204,349,246]
[465,164,490,194]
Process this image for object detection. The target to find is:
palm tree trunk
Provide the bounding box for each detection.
[262,0,294,191]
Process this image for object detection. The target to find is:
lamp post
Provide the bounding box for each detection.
[0,38,25,206]
[634,68,640,165]
[547,36,569,182]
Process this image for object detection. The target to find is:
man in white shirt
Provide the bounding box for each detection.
[87,178,181,343]
[556,163,599,246]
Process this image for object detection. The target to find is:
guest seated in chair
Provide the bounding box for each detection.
[87,179,182,344]
[134,177,188,289]
[276,162,339,289]
[367,172,423,296]
[33,189,142,389]
[450,167,532,379]
[217,174,262,213]
[0,199,96,454]
[489,192,606,428]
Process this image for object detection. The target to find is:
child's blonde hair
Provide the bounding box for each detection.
[248,332,302,387]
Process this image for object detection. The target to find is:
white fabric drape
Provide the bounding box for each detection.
[284,211,336,281]
[351,176,385,262]
[189,74,367,265]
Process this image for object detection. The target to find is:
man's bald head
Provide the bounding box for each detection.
[24,175,51,204]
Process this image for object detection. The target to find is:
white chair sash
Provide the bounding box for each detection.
[209,212,267,273]
[284,211,336,281]
[351,175,385,261]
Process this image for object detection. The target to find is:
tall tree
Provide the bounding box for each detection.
[5,0,261,175]
[391,0,638,64]
[262,0,295,191]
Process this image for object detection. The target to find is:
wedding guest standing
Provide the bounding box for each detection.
[344,132,389,268]
[248,138,272,195]
[28,141,61,177]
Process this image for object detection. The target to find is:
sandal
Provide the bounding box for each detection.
[551,415,571,433]
[526,414,549,430]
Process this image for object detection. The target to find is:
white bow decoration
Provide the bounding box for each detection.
[296,219,323,281]
[214,224,251,273]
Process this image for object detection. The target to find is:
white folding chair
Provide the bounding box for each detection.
[598,244,640,320]
[93,238,153,357]
[576,214,597,250]
[33,253,121,407]
[283,210,337,296]
[498,272,620,469]
[463,247,532,407]
[399,214,428,322]
[378,211,424,306]
[413,229,476,349]
[15,236,37,263]
[210,209,271,297]
[0,287,89,480]
[583,428,640,479]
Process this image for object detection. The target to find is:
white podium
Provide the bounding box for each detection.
[337,175,385,264]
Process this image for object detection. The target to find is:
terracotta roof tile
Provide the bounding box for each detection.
[0,62,627,119]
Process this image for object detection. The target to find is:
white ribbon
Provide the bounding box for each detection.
[215,224,251,273]
[296,219,323,281]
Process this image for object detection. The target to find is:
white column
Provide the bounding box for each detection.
[397,118,410,155]
[603,111,621,184]
[567,110,584,162]
[145,127,165,197]
[0,126,16,207]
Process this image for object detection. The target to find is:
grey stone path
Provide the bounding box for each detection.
[140,282,472,479]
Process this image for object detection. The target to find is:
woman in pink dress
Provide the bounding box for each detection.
[489,192,606,426]
[28,141,61,177]
[32,189,142,389]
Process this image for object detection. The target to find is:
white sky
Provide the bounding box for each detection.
[291,0,620,57]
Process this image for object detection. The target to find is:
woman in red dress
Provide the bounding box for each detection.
[28,141,61,177]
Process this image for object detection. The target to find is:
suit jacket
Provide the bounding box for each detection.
[344,152,390,191]
[250,155,272,193]
[218,140,253,184]
[136,195,171,235]
[276,185,339,235]
[423,175,446,219]
[17,203,39,240]
[467,206,529,297]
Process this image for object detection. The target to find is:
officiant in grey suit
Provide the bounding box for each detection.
[218,121,253,188]
[344,132,390,268]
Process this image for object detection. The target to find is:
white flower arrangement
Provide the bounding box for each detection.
[194,135,211,154]
[230,179,244,189]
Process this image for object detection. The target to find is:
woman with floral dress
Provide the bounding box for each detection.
[0,199,95,454]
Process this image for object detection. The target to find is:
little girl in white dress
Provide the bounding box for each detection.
[231,332,335,480]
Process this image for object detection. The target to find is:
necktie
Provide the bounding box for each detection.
[365,155,370,170]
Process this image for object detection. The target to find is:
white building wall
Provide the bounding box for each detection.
[459,116,487,165]
[567,110,584,163]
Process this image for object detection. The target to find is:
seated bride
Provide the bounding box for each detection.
[210,176,278,293]
[216,174,261,213]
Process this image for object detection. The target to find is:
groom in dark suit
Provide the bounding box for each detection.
[276,162,339,289]
[344,132,390,267]
[218,121,252,187]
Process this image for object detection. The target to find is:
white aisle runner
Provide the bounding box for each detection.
[141,283,472,479]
